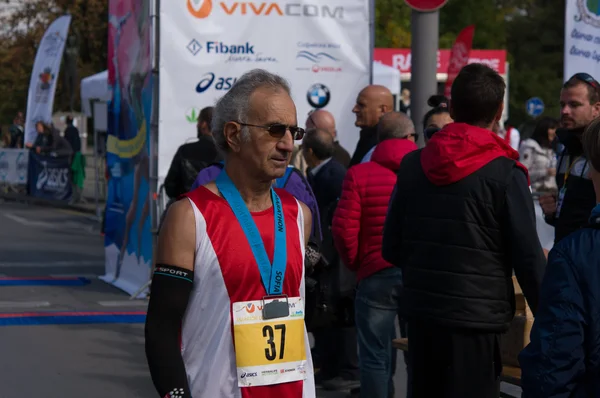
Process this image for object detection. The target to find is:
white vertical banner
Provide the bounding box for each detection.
[24,14,72,145]
[564,0,600,81]
[158,0,371,181]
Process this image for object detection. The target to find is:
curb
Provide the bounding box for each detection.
[0,192,101,215]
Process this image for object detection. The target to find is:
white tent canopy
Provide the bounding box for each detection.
[373,61,401,98]
[80,70,111,117]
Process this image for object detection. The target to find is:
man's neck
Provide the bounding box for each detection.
[224,159,273,212]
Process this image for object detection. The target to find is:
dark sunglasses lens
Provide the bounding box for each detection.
[424,127,440,139]
[292,127,305,140]
[268,124,288,137]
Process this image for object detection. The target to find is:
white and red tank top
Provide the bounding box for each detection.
[180,186,315,398]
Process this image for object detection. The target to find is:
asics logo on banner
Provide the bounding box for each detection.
[196,73,238,93]
[241,372,258,378]
[187,1,343,19]
[187,0,212,18]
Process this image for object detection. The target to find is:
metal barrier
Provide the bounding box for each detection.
[0,148,29,195]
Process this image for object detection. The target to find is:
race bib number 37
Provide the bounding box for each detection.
[232,297,307,387]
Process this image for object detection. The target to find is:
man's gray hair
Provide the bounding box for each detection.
[377,112,415,142]
[212,69,291,153]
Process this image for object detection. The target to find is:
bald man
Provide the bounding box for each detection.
[362,112,417,163]
[350,85,394,167]
[306,110,351,167]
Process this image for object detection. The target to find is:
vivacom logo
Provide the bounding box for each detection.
[187,0,213,19]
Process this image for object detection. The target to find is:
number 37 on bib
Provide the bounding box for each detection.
[232,297,307,387]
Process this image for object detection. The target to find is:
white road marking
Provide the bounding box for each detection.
[0,261,104,268]
[0,301,51,308]
[97,300,149,307]
[49,274,99,279]
[2,213,96,233]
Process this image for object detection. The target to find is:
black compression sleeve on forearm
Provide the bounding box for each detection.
[145,264,194,398]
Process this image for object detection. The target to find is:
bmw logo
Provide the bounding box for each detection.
[196,72,216,93]
[306,83,330,109]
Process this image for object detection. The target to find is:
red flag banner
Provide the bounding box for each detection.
[444,25,475,99]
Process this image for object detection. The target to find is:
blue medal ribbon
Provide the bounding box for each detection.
[216,172,287,295]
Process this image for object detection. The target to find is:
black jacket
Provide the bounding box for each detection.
[382,123,545,332]
[349,127,378,167]
[546,128,596,243]
[64,125,81,153]
[164,136,222,199]
[332,141,351,168]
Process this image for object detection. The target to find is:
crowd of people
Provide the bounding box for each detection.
[0,112,85,202]
[146,65,600,398]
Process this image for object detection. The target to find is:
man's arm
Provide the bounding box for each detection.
[331,170,362,270]
[503,168,545,314]
[164,148,183,199]
[299,201,312,246]
[145,199,196,398]
[519,248,586,397]
[382,183,405,267]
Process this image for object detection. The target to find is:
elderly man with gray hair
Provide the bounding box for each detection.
[332,111,418,398]
[145,69,316,398]
[362,111,418,162]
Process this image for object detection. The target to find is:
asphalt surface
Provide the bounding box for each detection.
[0,202,521,398]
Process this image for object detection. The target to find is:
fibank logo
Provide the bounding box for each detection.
[185,107,200,123]
[307,83,331,109]
[576,0,600,27]
[196,72,238,93]
[187,1,343,19]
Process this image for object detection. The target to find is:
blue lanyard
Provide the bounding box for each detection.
[216,172,287,295]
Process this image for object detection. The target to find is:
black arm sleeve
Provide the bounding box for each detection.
[145,264,194,398]
[502,169,546,315]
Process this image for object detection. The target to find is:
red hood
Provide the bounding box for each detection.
[371,139,418,170]
[421,123,530,186]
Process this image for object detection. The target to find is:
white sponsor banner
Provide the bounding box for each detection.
[564,0,600,80]
[158,0,371,180]
[0,148,29,185]
[24,15,71,145]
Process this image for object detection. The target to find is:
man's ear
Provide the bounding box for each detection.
[224,122,243,153]
[449,101,455,120]
[592,101,600,119]
[493,102,505,124]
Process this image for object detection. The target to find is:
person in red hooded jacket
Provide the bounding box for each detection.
[332,111,417,398]
[382,63,546,398]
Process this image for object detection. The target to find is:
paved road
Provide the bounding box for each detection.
[0,202,520,398]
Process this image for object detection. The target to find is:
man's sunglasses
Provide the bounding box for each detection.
[424,127,440,140]
[235,122,305,140]
[572,72,600,92]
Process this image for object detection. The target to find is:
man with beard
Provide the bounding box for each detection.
[540,73,600,242]
[350,85,394,167]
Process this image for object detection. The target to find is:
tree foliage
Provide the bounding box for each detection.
[374,0,564,127]
[0,0,564,129]
[0,0,107,123]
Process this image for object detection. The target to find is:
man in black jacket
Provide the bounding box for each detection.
[349,85,393,167]
[164,106,222,199]
[382,63,545,398]
[305,109,351,167]
[539,73,600,242]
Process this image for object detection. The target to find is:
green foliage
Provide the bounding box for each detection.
[373,0,564,127]
[0,0,107,124]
